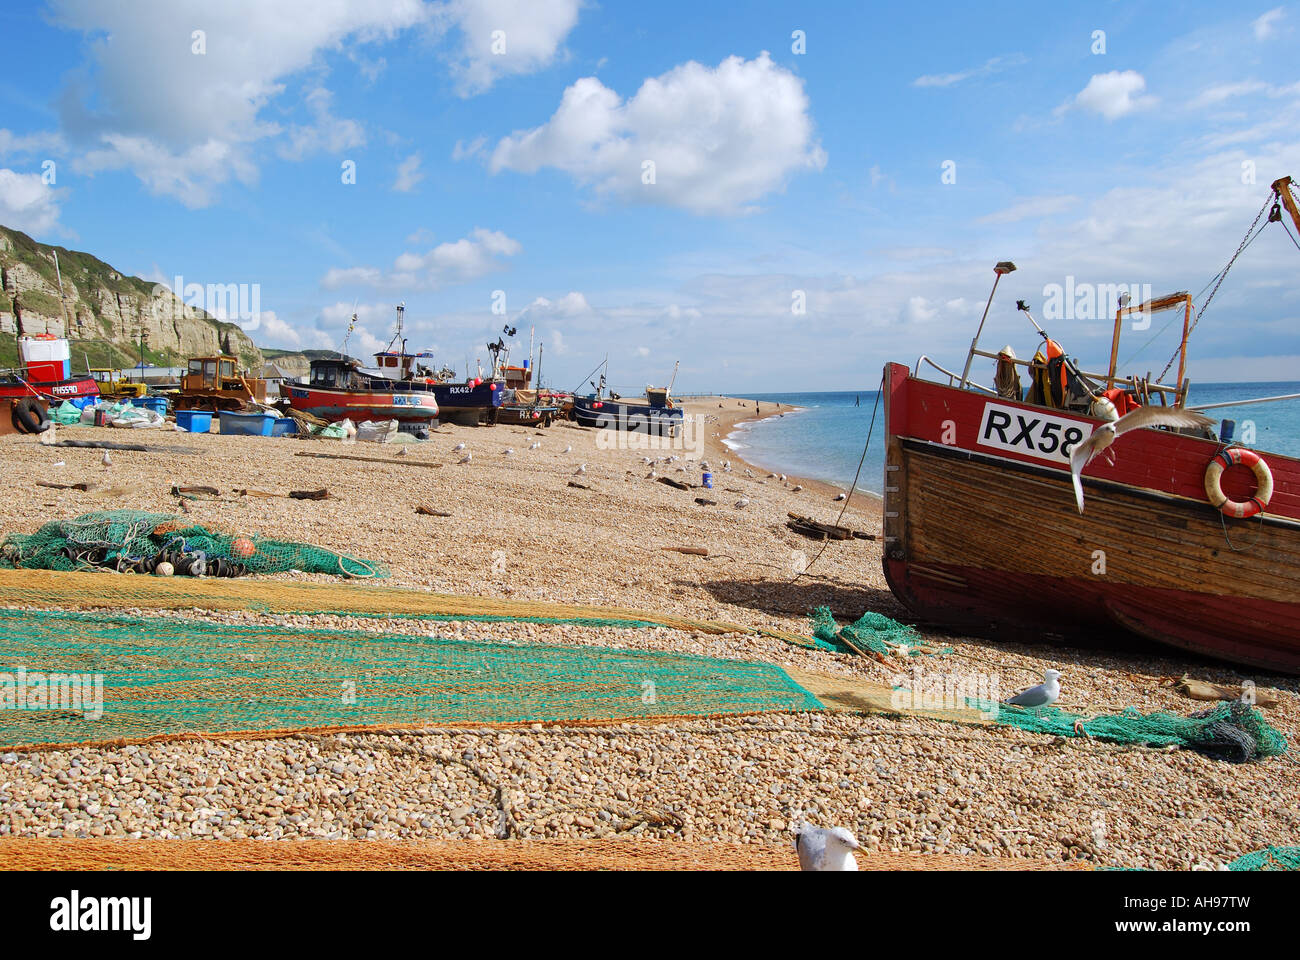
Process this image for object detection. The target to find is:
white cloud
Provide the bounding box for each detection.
[50,0,427,204]
[1253,7,1284,40]
[76,134,258,208]
[976,195,1079,225]
[0,168,63,235]
[0,129,66,158]
[255,310,303,348]
[393,152,425,192]
[491,52,826,215]
[277,87,367,161]
[322,227,522,289]
[1191,80,1272,108]
[452,136,488,161]
[1059,71,1158,120]
[518,291,592,319]
[912,55,1026,89]
[432,0,582,96]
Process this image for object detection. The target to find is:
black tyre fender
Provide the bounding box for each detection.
[13,397,50,434]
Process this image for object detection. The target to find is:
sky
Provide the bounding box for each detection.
[1,0,1298,394]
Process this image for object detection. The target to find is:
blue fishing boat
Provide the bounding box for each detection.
[572,360,684,437]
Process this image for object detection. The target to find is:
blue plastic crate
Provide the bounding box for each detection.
[174,410,212,433]
[218,410,276,436]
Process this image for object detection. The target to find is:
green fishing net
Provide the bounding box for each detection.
[1227,846,1300,870]
[0,609,823,748]
[809,606,930,656]
[0,510,385,579]
[967,699,1287,762]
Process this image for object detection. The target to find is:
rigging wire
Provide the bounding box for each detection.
[794,378,882,580]
[1154,194,1274,384]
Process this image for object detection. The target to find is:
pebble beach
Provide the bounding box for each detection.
[1,398,1297,871]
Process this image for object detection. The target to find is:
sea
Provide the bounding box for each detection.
[726,382,1300,496]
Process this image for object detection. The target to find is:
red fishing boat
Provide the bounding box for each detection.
[0,335,100,405]
[881,177,1300,675]
[284,305,439,424]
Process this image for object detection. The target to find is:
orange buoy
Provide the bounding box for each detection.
[230,537,256,558]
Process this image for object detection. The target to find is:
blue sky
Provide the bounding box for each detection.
[1,0,1298,393]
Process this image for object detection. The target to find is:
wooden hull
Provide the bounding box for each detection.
[882,362,1300,674]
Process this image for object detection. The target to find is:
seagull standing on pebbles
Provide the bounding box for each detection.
[562,445,572,454]
[397,446,408,456]
[1069,405,1214,514]
[794,825,862,871]
[734,498,750,508]
[502,448,515,456]
[574,463,587,476]
[1004,669,1062,712]
[101,450,112,471]
[452,442,466,452]
[529,441,542,450]
[833,492,846,501]
[458,452,473,464]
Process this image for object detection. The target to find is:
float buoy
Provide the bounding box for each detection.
[1204,448,1273,519]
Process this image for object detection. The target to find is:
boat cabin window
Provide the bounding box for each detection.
[311,365,341,387]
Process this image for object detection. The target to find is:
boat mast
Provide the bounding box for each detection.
[959,262,1016,389]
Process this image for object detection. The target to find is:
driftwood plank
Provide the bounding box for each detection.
[294,451,443,468]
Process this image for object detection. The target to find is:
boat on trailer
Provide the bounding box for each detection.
[881,176,1300,675]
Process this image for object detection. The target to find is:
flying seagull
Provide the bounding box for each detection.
[794,825,861,871]
[1070,405,1213,514]
[1004,668,1062,711]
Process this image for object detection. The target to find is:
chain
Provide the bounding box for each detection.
[1155,195,1273,384]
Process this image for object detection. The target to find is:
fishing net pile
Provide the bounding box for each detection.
[979,699,1287,763]
[810,607,934,656]
[0,510,385,579]
[0,609,823,750]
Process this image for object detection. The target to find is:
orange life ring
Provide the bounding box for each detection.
[1204,448,1273,519]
